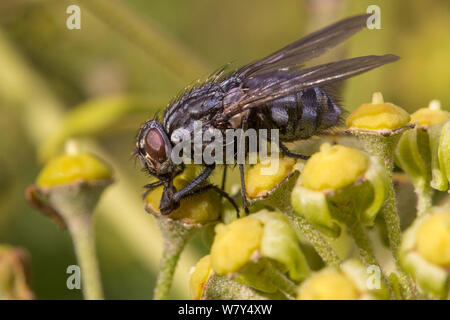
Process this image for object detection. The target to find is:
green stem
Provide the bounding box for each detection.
[285,210,341,267]
[265,185,341,268]
[67,215,104,300]
[342,214,378,267]
[415,179,433,216]
[266,264,298,299]
[153,218,197,300]
[381,180,415,299]
[203,275,272,300]
[356,131,415,299]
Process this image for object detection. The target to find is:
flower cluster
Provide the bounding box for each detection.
[26,93,450,300]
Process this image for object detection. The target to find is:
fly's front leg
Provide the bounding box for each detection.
[159,165,216,215]
[142,181,164,199]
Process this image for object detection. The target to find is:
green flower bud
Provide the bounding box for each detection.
[438,121,450,190]
[210,210,309,295]
[189,255,285,300]
[0,245,33,300]
[400,209,450,299]
[291,143,389,237]
[297,259,388,300]
[395,100,450,193]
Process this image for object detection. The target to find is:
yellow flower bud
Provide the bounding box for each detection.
[36,153,112,188]
[210,218,263,275]
[145,173,221,224]
[411,100,450,126]
[245,157,296,198]
[297,269,359,300]
[416,211,450,267]
[302,143,368,191]
[189,255,213,300]
[346,92,410,131]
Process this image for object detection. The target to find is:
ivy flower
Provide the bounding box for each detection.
[291,143,389,237]
[400,208,450,299]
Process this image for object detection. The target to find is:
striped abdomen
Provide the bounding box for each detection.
[259,87,342,141]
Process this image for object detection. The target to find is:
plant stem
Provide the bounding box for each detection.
[67,214,104,300]
[266,263,298,299]
[266,186,341,268]
[285,210,341,267]
[203,275,271,300]
[356,131,415,299]
[415,179,433,216]
[153,218,197,300]
[342,215,378,267]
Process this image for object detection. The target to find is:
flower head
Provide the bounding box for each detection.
[410,100,450,127]
[346,92,411,132]
[400,208,450,299]
[210,210,309,293]
[291,143,389,237]
[297,259,388,300]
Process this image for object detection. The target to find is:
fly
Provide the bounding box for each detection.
[135,14,399,215]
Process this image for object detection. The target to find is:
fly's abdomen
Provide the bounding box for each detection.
[263,87,342,140]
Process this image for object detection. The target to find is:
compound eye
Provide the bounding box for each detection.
[144,128,167,163]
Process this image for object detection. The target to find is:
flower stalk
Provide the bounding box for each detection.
[346,92,415,299]
[245,160,341,267]
[153,217,197,300]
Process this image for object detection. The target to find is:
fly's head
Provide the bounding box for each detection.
[136,120,181,214]
[136,120,175,176]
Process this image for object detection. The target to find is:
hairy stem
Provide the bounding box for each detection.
[356,131,415,299]
[266,186,341,268]
[203,275,272,300]
[153,218,197,300]
[67,215,103,300]
[285,210,341,267]
[415,179,433,216]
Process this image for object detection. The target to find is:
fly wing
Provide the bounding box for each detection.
[222,54,399,119]
[236,14,371,78]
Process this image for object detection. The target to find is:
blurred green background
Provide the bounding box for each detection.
[0,0,449,299]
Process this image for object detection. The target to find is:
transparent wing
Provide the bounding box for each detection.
[236,14,371,78]
[222,54,399,118]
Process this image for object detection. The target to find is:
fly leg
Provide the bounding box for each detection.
[181,183,239,215]
[142,181,164,199]
[221,166,227,191]
[239,115,250,214]
[279,142,310,160]
[172,164,216,203]
[239,164,249,214]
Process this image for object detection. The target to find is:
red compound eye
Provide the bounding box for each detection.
[144,128,167,163]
